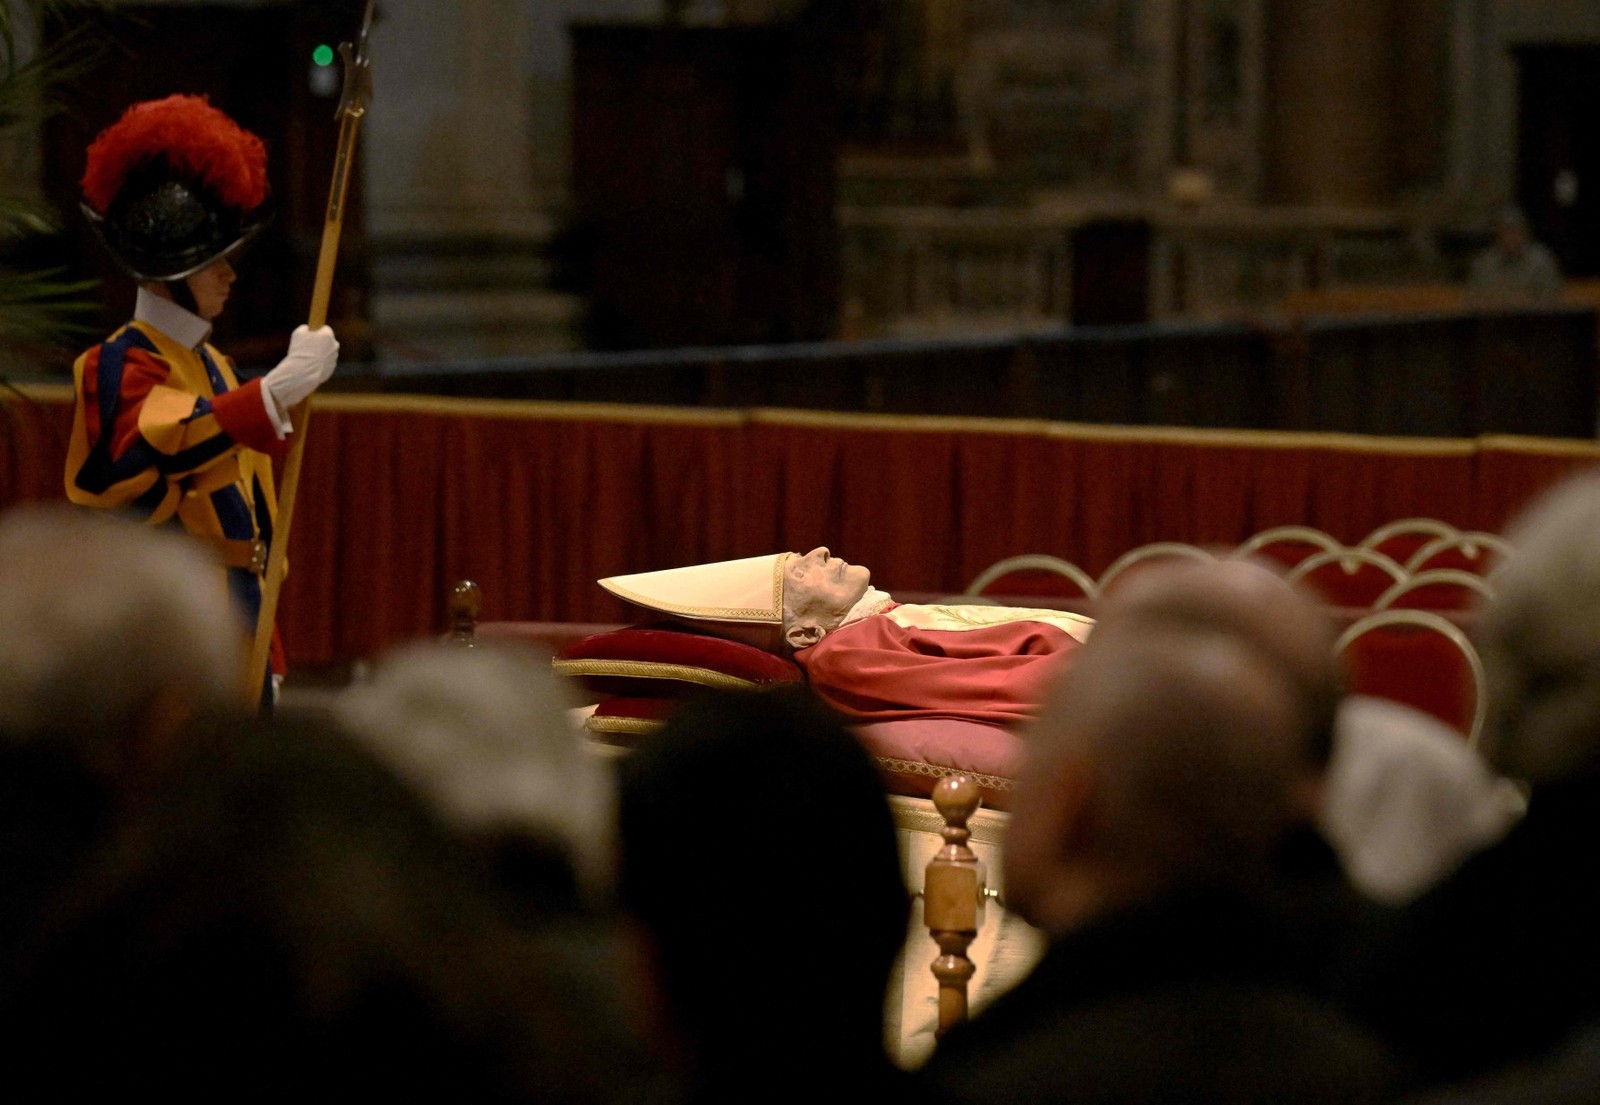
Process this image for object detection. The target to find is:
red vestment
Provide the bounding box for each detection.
[793,613,1081,727]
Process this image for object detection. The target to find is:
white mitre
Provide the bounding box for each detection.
[599,554,1094,650]
[599,553,794,649]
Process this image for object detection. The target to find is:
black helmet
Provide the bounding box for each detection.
[80,95,274,282]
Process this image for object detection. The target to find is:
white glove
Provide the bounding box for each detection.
[263,324,339,413]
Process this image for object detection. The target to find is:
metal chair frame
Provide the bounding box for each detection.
[1356,517,1459,555]
[1404,532,1514,575]
[1097,542,1216,593]
[1375,569,1495,611]
[1335,608,1487,746]
[1287,547,1408,604]
[1231,525,1344,563]
[964,554,1099,600]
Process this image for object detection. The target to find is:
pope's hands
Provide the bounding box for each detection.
[263,325,339,412]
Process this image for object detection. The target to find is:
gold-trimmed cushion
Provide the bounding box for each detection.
[585,696,672,747]
[853,718,1022,811]
[587,699,1021,811]
[554,625,804,700]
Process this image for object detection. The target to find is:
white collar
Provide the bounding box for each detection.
[837,586,895,630]
[134,286,211,351]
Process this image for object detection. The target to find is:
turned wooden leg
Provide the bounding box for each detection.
[448,579,481,646]
[925,774,985,1037]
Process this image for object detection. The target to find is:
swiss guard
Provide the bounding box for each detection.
[63,95,340,705]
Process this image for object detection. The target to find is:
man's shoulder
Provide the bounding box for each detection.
[83,321,167,355]
[75,323,170,377]
[924,974,1399,1105]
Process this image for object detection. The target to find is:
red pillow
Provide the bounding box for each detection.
[554,625,803,700]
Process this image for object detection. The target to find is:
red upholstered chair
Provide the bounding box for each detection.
[1376,569,1495,613]
[1357,518,1458,568]
[965,554,1098,602]
[1231,526,1344,572]
[1336,610,1485,744]
[1097,542,1216,595]
[1405,532,1513,576]
[1288,548,1408,609]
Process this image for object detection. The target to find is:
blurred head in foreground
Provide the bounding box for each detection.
[1478,471,1600,785]
[336,641,615,903]
[617,688,909,1082]
[0,504,242,790]
[1003,559,1336,936]
[1089,557,1340,769]
[1,713,640,1103]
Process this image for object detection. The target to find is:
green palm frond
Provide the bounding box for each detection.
[0,3,113,135]
[1,1,101,77]
[0,264,96,344]
[1,0,116,367]
[0,193,56,236]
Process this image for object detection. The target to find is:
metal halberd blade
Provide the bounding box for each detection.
[334,0,377,120]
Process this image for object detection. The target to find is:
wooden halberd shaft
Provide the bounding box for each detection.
[244,10,374,701]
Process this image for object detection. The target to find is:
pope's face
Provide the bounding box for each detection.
[785,546,872,630]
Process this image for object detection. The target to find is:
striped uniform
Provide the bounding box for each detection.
[64,313,287,671]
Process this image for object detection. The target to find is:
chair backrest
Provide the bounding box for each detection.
[1357,518,1459,566]
[1097,542,1216,594]
[1287,548,1408,609]
[1376,569,1496,612]
[1336,610,1486,744]
[1405,532,1514,576]
[965,554,1098,601]
[1231,526,1344,571]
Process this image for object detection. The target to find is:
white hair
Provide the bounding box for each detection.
[1480,471,1600,783]
[334,641,616,895]
[0,505,242,749]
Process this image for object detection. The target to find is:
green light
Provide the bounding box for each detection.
[312,43,335,67]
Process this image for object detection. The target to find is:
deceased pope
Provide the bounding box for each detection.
[599,548,1093,727]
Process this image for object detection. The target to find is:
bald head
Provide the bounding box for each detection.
[1004,563,1334,935]
[0,506,243,776]
[1090,558,1341,762]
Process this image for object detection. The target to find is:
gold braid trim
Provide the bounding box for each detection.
[585,714,665,736]
[553,657,762,691]
[18,384,1600,459]
[873,756,1015,792]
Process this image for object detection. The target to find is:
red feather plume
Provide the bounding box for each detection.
[81,94,269,215]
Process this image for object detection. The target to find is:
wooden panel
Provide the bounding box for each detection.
[569,24,838,350]
[341,306,1599,439]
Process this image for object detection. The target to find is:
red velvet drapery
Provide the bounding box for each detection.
[5,388,1598,667]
